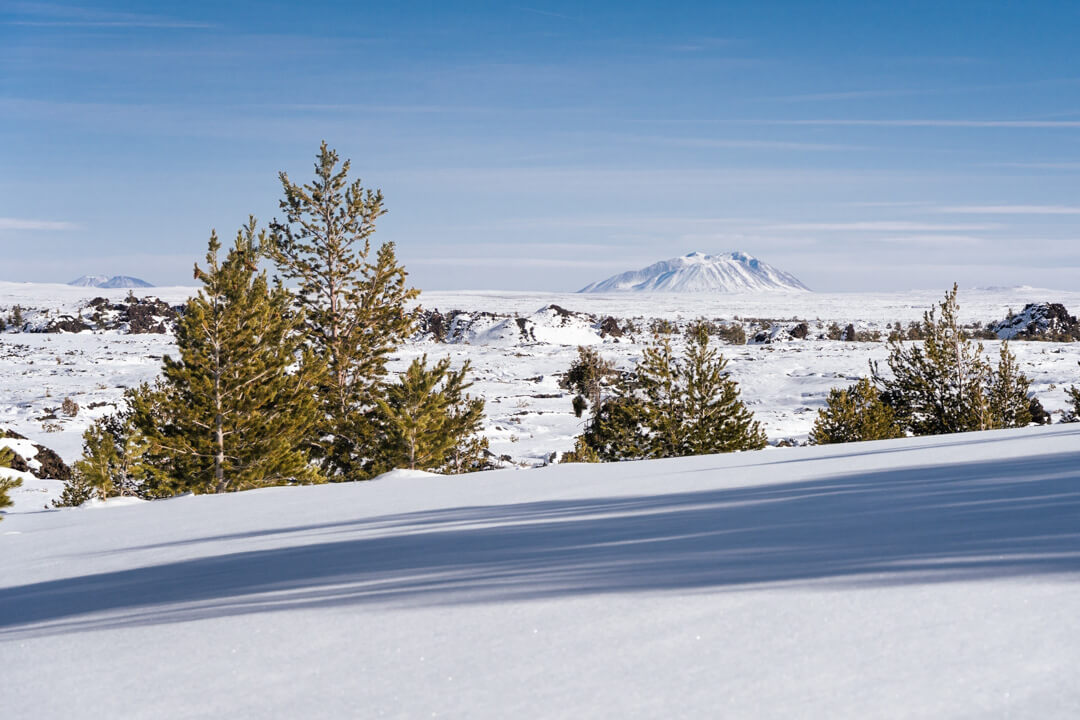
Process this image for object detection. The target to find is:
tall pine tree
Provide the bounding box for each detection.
[269,143,419,480]
[135,219,322,494]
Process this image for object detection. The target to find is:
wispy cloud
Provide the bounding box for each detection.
[5,2,212,30]
[641,136,866,152]
[765,221,999,232]
[982,162,1080,169]
[940,205,1080,215]
[0,217,78,231]
[773,119,1080,128]
[868,234,985,246]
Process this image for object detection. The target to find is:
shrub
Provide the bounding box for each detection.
[810,378,904,445]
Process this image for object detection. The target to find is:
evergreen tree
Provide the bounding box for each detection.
[874,284,1032,435]
[269,143,419,480]
[679,329,768,454]
[569,331,765,461]
[1064,385,1080,423]
[0,447,21,519]
[561,345,617,416]
[987,342,1032,429]
[135,219,323,494]
[64,403,150,505]
[810,378,904,445]
[374,355,486,473]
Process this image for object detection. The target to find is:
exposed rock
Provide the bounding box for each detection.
[790,322,809,340]
[0,428,71,481]
[990,303,1080,341]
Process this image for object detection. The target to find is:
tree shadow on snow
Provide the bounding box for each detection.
[3,449,1080,637]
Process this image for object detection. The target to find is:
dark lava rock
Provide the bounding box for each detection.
[0,428,71,481]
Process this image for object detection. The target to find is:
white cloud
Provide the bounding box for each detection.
[0,217,79,231]
[774,120,1080,128]
[765,221,999,232]
[940,205,1080,215]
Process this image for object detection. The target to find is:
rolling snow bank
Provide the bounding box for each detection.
[3,424,1080,719]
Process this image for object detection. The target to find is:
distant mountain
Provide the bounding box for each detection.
[67,275,153,289]
[578,251,810,293]
[68,275,111,287]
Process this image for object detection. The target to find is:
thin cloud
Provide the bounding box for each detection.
[774,119,1080,128]
[6,2,211,30]
[766,221,999,232]
[941,205,1080,215]
[0,217,79,231]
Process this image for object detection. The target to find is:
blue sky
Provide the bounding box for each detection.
[2,1,1079,291]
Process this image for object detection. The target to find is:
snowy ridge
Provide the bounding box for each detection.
[579,251,810,293]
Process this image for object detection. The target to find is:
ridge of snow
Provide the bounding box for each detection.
[579,251,811,293]
[66,275,154,289]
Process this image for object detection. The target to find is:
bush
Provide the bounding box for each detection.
[717,323,746,345]
[810,379,904,445]
[649,318,677,335]
[61,396,79,417]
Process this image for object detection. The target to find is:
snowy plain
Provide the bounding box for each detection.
[2,281,1080,502]
[3,424,1080,718]
[3,281,1080,717]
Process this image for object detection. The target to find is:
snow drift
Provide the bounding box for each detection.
[3,425,1080,718]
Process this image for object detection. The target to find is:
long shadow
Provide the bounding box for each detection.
[3,450,1080,638]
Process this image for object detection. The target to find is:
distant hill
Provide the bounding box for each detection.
[68,275,153,289]
[68,275,111,287]
[579,251,810,293]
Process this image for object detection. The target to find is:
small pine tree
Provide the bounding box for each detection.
[561,345,617,415]
[987,342,1032,429]
[1,447,22,519]
[810,378,904,445]
[269,143,419,480]
[679,328,767,454]
[1064,385,1080,423]
[571,331,765,461]
[135,219,323,495]
[68,405,149,501]
[373,356,486,473]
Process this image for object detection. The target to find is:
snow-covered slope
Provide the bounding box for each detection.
[67,275,153,288]
[67,275,111,287]
[4,425,1080,718]
[579,251,810,293]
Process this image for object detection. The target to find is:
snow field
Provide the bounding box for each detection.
[3,425,1079,718]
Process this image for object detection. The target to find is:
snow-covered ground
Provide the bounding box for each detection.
[2,282,1079,475]
[3,424,1080,718]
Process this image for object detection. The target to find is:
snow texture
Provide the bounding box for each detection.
[3,425,1080,718]
[579,251,810,293]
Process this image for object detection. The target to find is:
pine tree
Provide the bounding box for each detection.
[1064,385,1080,423]
[810,378,904,445]
[68,405,150,501]
[569,331,765,461]
[135,219,323,494]
[269,143,419,480]
[875,285,1035,435]
[987,342,1032,429]
[1,447,22,519]
[374,356,486,473]
[561,345,617,416]
[679,329,767,454]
